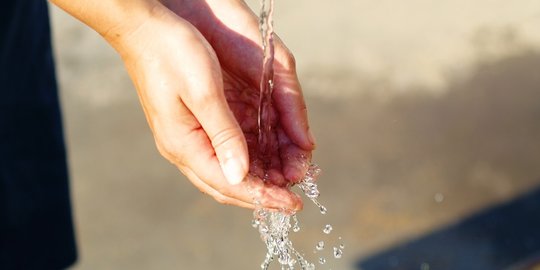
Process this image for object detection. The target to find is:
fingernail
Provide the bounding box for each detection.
[222,158,246,185]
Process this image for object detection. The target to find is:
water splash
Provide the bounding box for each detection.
[251,0,340,269]
[292,215,301,232]
[297,166,327,216]
[253,166,322,270]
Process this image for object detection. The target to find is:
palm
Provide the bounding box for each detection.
[167,0,313,183]
[157,0,314,209]
[222,69,307,188]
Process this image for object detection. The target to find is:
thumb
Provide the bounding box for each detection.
[188,91,248,185]
[180,67,249,186]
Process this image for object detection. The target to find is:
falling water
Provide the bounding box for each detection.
[251,0,342,269]
[257,0,276,166]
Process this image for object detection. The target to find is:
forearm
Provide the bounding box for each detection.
[49,0,162,48]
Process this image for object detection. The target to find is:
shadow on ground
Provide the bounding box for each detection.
[332,49,540,270]
[356,185,540,270]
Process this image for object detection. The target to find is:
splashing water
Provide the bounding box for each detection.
[253,165,322,270]
[292,215,301,233]
[250,0,341,269]
[252,1,312,267]
[297,166,327,215]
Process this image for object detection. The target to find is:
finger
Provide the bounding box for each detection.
[152,98,303,211]
[272,38,316,151]
[179,165,255,209]
[177,5,315,151]
[278,128,312,183]
[179,46,249,186]
[181,154,302,211]
[245,175,304,211]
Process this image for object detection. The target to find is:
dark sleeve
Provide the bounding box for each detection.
[0,1,78,269]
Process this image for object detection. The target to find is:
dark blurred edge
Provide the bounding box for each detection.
[356,184,540,270]
[507,251,540,270]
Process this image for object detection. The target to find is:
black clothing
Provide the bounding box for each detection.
[1,0,77,269]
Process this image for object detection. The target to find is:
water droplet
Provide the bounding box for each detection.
[333,247,343,259]
[289,258,297,266]
[319,257,326,264]
[292,215,300,232]
[259,224,269,234]
[256,208,268,219]
[323,224,333,234]
[319,205,328,214]
[315,241,324,251]
[278,254,288,264]
[298,176,320,199]
[339,243,345,249]
[309,164,322,178]
[252,219,260,228]
[263,172,270,182]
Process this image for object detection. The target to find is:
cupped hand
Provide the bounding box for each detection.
[113,2,314,211]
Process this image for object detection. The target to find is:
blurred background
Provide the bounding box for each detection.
[50,0,540,269]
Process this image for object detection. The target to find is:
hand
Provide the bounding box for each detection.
[169,0,316,200]
[52,0,315,211]
[164,0,316,187]
[123,2,315,210]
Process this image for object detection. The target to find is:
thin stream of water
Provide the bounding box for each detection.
[257,0,275,165]
[251,0,343,269]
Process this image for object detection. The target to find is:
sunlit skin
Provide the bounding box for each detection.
[51,0,315,211]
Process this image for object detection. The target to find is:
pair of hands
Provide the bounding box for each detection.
[54,0,315,211]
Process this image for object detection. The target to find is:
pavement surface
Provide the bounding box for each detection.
[49,1,540,269]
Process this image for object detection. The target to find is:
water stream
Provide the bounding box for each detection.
[250,0,343,269]
[257,0,275,165]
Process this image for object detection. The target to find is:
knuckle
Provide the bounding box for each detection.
[210,127,243,151]
[193,89,215,104]
[190,87,220,109]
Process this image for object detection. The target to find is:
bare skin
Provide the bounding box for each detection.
[51,0,315,211]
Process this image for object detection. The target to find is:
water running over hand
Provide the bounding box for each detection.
[251,0,342,269]
[257,0,276,166]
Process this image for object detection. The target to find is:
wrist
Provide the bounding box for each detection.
[50,0,166,56]
[101,2,167,52]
